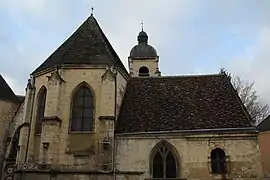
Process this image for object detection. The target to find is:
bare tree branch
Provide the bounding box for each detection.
[220,68,270,125]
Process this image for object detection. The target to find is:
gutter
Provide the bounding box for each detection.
[115,127,258,136]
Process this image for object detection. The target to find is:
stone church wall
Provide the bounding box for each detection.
[5,101,25,157]
[18,172,140,180]
[20,66,127,176]
[1,101,26,180]
[0,100,19,152]
[0,100,20,175]
[27,70,50,163]
[116,133,263,180]
[27,68,106,166]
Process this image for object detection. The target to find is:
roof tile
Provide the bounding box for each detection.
[116,74,253,133]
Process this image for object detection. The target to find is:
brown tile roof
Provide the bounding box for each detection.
[116,74,253,133]
[0,74,20,103]
[32,14,128,75]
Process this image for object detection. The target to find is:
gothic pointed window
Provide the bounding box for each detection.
[35,86,47,135]
[152,141,178,179]
[211,148,227,174]
[70,83,94,132]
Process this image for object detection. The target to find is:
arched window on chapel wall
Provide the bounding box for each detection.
[35,86,47,135]
[211,148,227,174]
[151,140,179,179]
[70,82,94,132]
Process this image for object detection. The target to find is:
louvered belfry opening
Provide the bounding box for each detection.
[139,66,149,77]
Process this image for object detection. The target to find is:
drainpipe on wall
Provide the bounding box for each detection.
[112,69,117,180]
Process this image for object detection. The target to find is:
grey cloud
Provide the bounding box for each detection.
[0,0,270,106]
[0,0,197,95]
[229,27,270,104]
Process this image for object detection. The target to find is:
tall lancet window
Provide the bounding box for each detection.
[35,86,47,135]
[151,140,178,179]
[70,83,94,132]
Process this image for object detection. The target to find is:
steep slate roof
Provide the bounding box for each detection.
[116,74,253,133]
[257,115,270,132]
[32,14,128,75]
[0,74,20,103]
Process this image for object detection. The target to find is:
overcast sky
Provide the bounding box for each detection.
[0,0,269,105]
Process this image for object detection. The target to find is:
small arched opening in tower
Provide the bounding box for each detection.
[139,66,149,77]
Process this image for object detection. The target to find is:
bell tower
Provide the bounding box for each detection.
[128,26,161,77]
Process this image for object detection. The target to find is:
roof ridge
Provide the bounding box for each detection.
[59,16,93,64]
[31,19,81,74]
[57,19,83,65]
[223,74,255,127]
[91,15,129,75]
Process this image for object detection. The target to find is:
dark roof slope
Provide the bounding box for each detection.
[0,74,20,103]
[16,95,25,102]
[32,14,128,75]
[257,115,270,132]
[116,74,253,133]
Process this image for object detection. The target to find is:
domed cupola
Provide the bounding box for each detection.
[129,30,158,59]
[128,26,161,77]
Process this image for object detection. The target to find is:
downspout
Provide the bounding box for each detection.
[24,76,36,162]
[113,70,117,180]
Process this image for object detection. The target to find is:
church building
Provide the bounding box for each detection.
[0,13,266,180]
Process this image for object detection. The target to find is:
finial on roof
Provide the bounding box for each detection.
[91,7,94,16]
[141,20,144,31]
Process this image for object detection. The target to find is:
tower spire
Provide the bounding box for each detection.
[141,20,144,31]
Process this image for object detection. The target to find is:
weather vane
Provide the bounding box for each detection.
[91,7,94,15]
[141,20,144,31]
